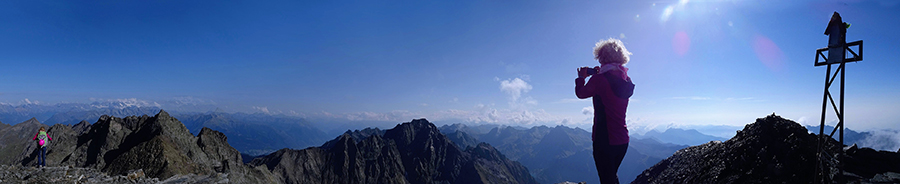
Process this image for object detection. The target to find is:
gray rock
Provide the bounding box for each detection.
[72,120,92,135]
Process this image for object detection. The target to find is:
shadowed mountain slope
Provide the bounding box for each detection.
[249,118,538,184]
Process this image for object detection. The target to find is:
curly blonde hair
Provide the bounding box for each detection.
[593,38,632,65]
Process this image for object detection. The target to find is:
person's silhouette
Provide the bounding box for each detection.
[575,38,635,184]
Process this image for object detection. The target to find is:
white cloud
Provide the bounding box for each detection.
[252,106,271,114]
[796,116,810,126]
[499,77,537,108]
[90,98,161,109]
[344,110,417,122]
[859,130,900,151]
[301,105,579,128]
[287,110,303,116]
[474,103,486,110]
[169,96,217,106]
[500,78,532,102]
[523,96,537,105]
[518,74,531,81]
[582,106,594,115]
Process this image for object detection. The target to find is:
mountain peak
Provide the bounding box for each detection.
[408,118,432,127]
[384,118,440,145]
[632,114,900,183]
[252,118,538,184]
[731,114,807,143]
[23,117,41,125]
[156,109,171,118]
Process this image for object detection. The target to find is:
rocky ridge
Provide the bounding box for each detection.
[249,118,538,184]
[1,112,536,184]
[0,110,277,183]
[631,114,900,184]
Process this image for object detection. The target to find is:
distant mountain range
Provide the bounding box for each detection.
[177,112,330,156]
[632,128,727,146]
[439,124,688,184]
[0,103,162,126]
[805,125,873,147]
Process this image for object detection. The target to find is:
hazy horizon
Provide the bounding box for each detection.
[2,0,899,133]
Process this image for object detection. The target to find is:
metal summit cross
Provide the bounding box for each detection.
[814,11,863,184]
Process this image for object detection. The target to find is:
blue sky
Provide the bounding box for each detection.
[1,0,899,131]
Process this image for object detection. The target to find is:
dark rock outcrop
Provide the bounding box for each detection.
[250,118,538,184]
[632,114,900,184]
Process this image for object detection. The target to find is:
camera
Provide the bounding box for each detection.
[586,67,598,75]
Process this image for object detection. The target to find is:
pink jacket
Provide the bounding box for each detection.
[575,69,634,145]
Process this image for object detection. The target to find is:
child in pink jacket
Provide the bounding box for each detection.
[33,126,52,167]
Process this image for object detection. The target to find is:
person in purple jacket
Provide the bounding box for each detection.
[575,38,635,184]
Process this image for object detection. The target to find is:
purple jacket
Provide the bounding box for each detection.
[575,69,634,145]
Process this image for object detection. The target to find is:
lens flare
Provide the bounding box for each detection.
[752,35,785,72]
[672,31,691,56]
[661,6,675,22]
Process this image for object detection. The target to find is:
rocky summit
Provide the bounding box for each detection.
[631,114,900,184]
[249,118,538,184]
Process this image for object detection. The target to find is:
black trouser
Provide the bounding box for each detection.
[593,141,628,184]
